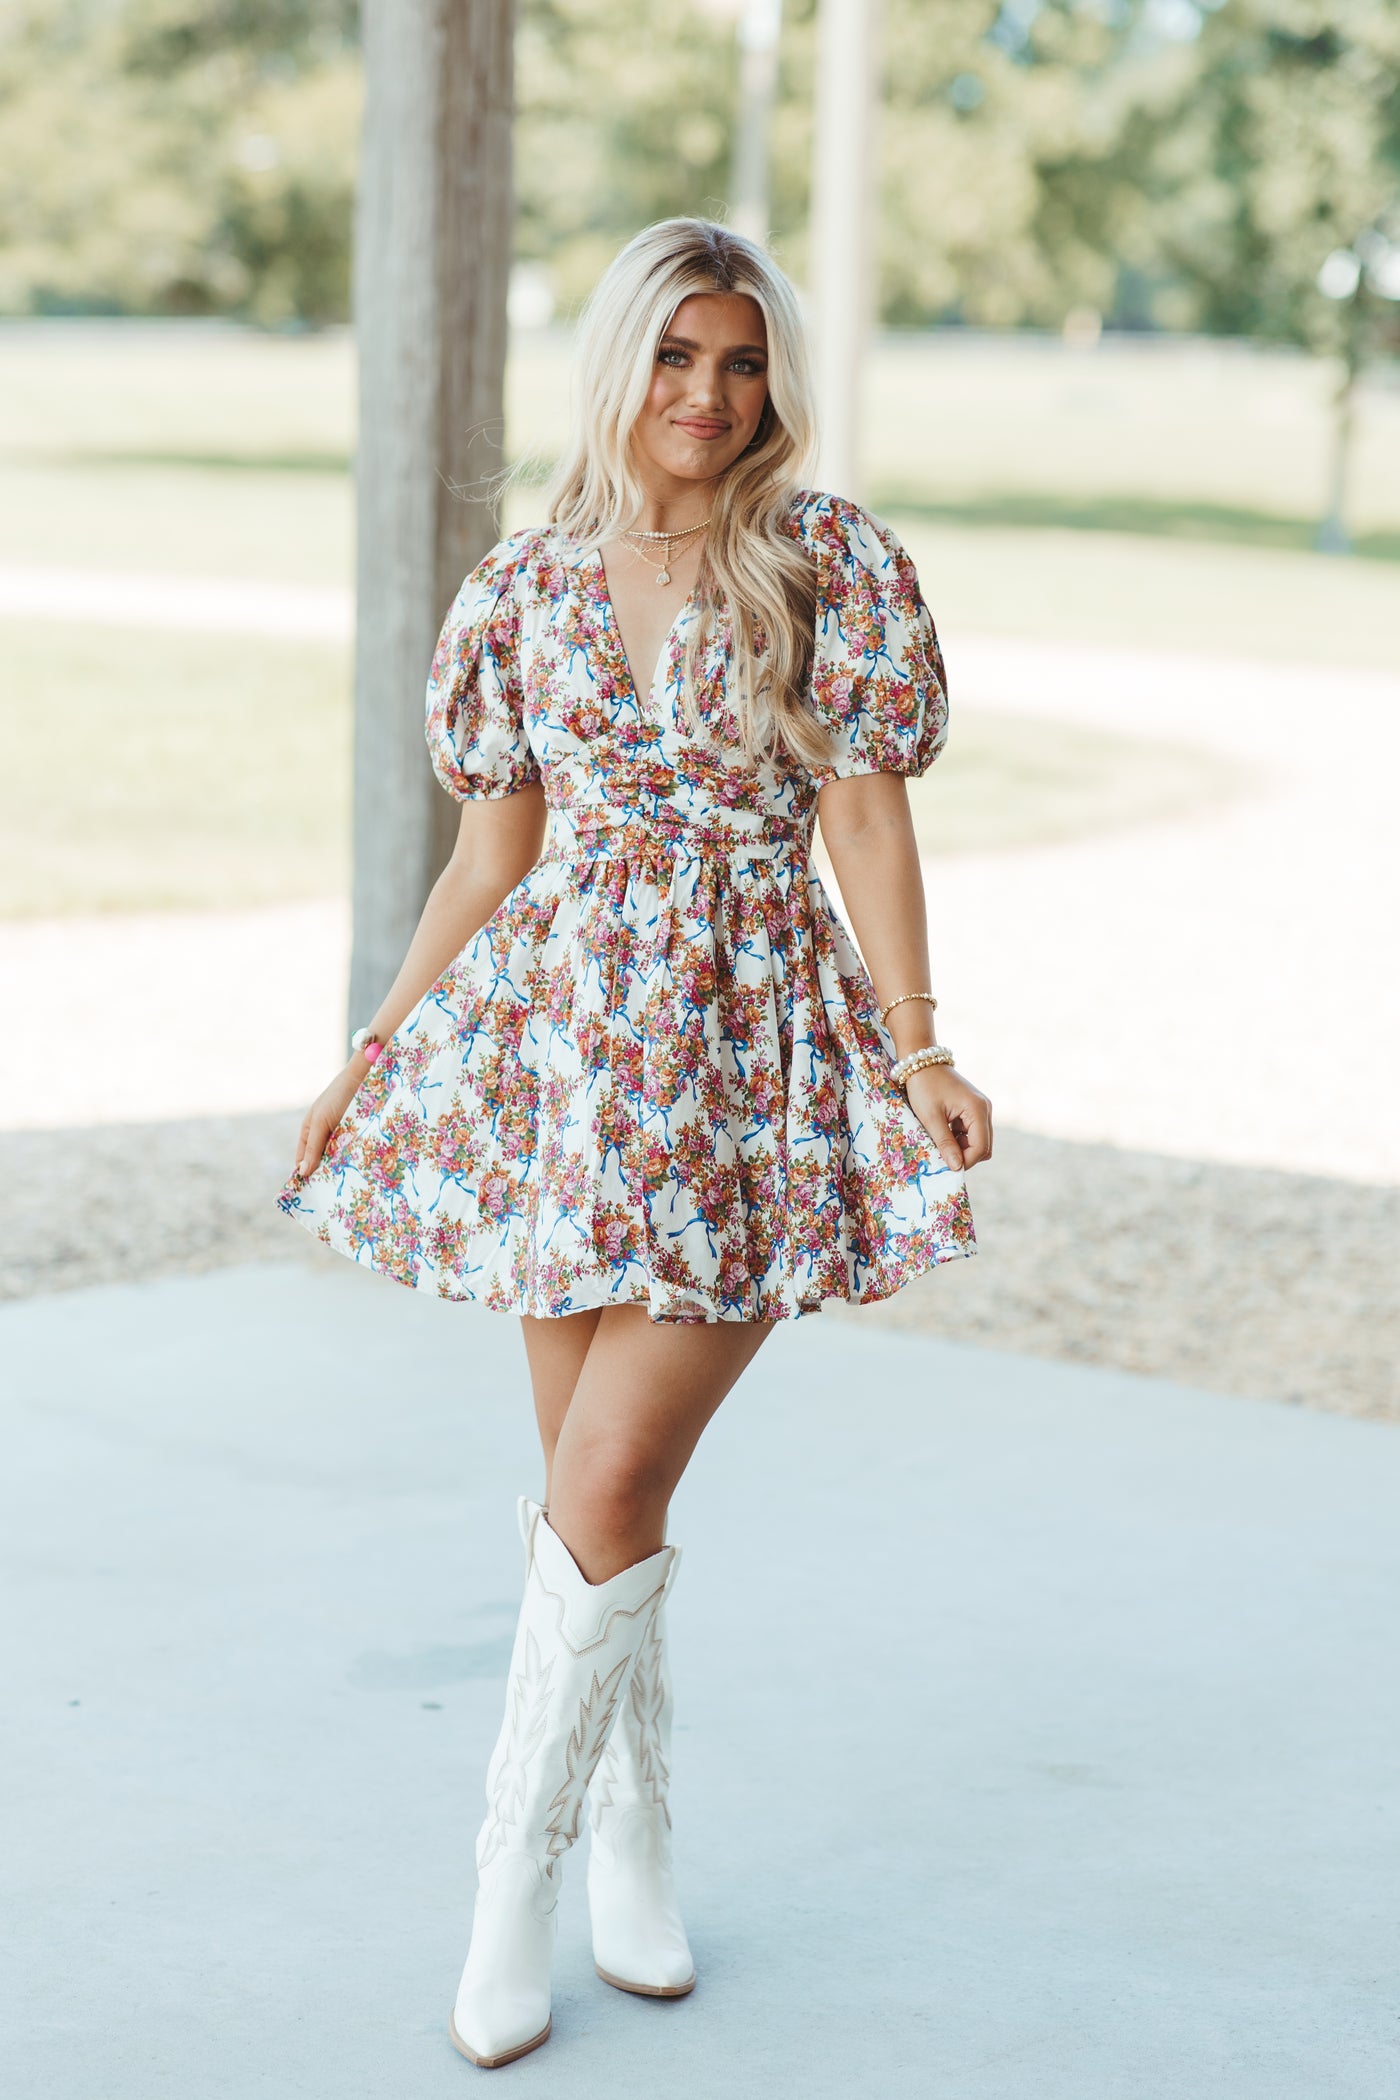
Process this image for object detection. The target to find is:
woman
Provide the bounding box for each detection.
[279,216,990,2068]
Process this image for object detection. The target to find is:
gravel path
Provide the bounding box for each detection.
[3,1114,1393,1423]
[920,639,1400,1187]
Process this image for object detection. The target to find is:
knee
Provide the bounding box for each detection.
[556,1437,666,1551]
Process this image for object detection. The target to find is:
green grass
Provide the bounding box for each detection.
[0,319,1394,917]
[908,710,1245,858]
[34,446,352,474]
[0,622,349,915]
[0,319,354,467]
[0,459,352,585]
[0,615,1238,915]
[862,330,1400,540]
[874,486,1400,564]
[887,517,1400,673]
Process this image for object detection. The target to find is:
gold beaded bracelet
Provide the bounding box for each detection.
[891,1044,955,1087]
[878,989,938,1026]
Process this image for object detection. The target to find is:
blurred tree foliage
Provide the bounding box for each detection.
[1143,0,1400,353]
[0,0,1396,343]
[0,0,360,322]
[513,0,739,310]
[515,0,1191,327]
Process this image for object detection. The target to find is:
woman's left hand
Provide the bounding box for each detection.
[904,1065,993,1173]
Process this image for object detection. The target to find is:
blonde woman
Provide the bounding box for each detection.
[279,216,990,2068]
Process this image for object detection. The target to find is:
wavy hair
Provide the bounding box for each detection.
[542,217,828,767]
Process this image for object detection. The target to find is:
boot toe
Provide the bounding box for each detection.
[450,1988,552,2067]
[594,1926,696,1996]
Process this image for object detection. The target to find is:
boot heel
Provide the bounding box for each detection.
[595,1962,696,1999]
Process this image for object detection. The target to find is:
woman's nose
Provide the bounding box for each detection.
[685,364,726,407]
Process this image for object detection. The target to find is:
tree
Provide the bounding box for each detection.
[873,0,1180,328]
[1142,0,1400,546]
[0,0,360,321]
[512,0,741,309]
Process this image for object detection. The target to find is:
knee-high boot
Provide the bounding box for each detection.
[449,1499,680,2068]
[586,1595,696,1996]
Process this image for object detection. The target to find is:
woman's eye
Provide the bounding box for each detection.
[730,358,765,375]
[658,348,688,366]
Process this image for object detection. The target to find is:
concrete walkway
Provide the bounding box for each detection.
[4,1260,1397,2099]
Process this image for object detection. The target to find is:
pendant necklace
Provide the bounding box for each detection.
[618,515,711,587]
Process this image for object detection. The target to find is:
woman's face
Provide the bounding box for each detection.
[631,291,771,487]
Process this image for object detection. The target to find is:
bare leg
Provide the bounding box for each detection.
[520,1308,600,1502]
[545,1305,772,1582]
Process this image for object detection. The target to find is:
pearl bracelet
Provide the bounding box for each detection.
[350,1026,385,1066]
[878,989,938,1026]
[891,1044,955,1086]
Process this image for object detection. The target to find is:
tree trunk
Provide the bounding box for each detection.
[809,0,879,500]
[348,0,516,1037]
[1316,354,1357,556]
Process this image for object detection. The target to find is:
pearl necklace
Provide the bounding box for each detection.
[618,515,712,587]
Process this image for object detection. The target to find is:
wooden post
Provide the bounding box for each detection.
[809,0,878,500]
[348,0,516,1035]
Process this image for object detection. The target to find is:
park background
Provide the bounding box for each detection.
[6,7,1400,2096]
[2,0,1398,1417]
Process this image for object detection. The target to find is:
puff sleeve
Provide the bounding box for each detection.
[800,495,948,782]
[425,530,542,801]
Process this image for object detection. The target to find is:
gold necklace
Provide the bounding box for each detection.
[618,515,712,587]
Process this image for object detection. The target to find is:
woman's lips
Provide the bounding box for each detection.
[673,418,729,439]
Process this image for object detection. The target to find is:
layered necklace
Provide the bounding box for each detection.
[618,514,712,587]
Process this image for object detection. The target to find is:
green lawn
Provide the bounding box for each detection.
[0,616,1238,916]
[0,319,1393,916]
[0,320,353,470]
[908,709,1244,860]
[0,623,349,916]
[888,518,1400,673]
[0,457,352,585]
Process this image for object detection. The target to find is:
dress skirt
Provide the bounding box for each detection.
[277,805,976,1323]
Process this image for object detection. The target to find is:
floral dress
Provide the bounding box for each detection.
[277,489,976,1322]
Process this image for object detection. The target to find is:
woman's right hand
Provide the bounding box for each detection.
[293,1060,366,1180]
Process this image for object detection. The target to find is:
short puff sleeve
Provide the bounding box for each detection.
[799,494,948,782]
[425,531,542,801]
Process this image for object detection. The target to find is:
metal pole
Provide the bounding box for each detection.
[809,0,878,499]
[348,0,515,1034]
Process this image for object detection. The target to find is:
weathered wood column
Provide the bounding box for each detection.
[348,0,516,1033]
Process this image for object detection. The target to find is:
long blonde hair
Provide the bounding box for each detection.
[543,217,828,767]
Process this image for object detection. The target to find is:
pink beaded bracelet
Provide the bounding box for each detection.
[350,1027,384,1065]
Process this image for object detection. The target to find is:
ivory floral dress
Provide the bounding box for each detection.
[277,489,976,1321]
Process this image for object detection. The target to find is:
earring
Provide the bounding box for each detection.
[744,406,773,453]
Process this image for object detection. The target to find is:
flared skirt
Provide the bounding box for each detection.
[276,844,975,1321]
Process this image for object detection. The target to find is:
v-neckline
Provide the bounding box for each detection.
[592,543,699,714]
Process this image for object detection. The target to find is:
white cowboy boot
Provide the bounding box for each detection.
[449,1500,680,2068]
[587,1599,696,1996]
